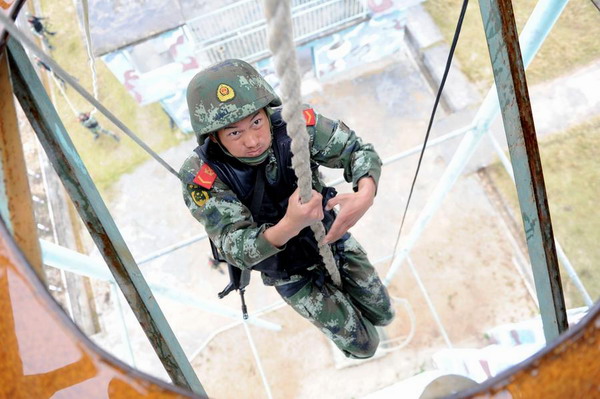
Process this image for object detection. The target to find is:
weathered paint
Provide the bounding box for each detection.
[0,51,44,280]
[0,54,12,231]
[0,217,203,398]
[6,38,206,397]
[450,301,600,398]
[478,0,567,341]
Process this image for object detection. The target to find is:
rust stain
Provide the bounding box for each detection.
[488,0,566,332]
[0,52,44,279]
[0,221,202,398]
[460,303,600,398]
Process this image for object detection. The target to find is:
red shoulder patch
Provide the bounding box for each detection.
[303,108,316,126]
[193,164,217,189]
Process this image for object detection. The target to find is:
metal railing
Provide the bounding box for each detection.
[186,0,368,64]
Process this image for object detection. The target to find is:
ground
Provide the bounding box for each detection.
[425,0,600,87]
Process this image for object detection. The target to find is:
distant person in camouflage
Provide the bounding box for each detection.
[181,59,394,359]
[34,56,65,87]
[27,15,55,50]
[78,112,119,141]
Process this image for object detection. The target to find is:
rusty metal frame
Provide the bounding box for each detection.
[0,0,25,49]
[478,0,567,341]
[0,216,204,398]
[0,49,44,280]
[450,300,600,398]
[6,38,206,396]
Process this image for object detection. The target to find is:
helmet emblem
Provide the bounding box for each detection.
[216,83,235,102]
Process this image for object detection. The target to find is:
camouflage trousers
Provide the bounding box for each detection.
[87,126,119,141]
[275,236,394,359]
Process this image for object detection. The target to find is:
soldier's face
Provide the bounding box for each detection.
[215,109,271,158]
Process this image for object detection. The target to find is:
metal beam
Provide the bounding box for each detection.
[6,38,206,396]
[0,50,44,280]
[40,239,282,331]
[27,23,101,335]
[478,0,567,341]
[384,0,569,285]
[39,147,102,335]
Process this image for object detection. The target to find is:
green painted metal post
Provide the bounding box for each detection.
[6,38,207,397]
[478,0,567,341]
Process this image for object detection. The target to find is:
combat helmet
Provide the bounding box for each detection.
[187,59,281,143]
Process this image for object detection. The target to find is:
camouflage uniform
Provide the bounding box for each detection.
[181,110,394,358]
[27,15,55,50]
[79,113,119,141]
[182,59,393,359]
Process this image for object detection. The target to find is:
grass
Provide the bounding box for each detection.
[38,0,186,192]
[487,117,600,307]
[424,0,600,307]
[424,0,600,87]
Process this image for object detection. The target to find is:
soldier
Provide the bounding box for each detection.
[27,15,55,50]
[181,59,394,359]
[78,112,119,141]
[34,56,65,87]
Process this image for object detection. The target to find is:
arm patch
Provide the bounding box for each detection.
[193,163,217,189]
[187,184,211,207]
[303,108,316,126]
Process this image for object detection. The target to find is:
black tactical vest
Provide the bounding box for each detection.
[194,110,339,279]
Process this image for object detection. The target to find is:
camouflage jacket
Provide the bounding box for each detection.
[81,117,99,130]
[180,108,382,285]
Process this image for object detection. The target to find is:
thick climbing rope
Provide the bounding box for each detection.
[81,0,100,115]
[53,74,80,117]
[264,0,342,287]
[0,12,180,179]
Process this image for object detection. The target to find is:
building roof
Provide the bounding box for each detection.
[86,0,184,56]
[86,0,236,56]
